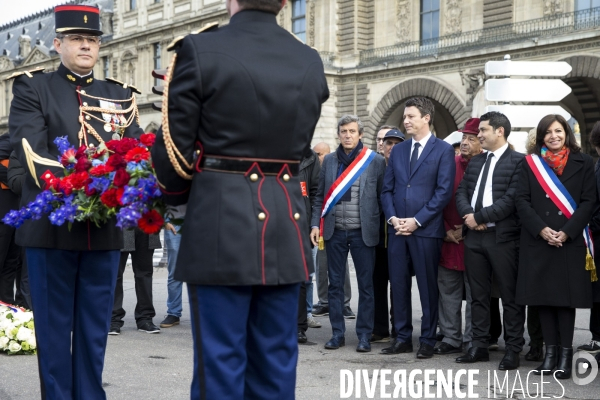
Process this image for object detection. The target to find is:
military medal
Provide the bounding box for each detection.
[104,123,112,132]
[112,133,121,140]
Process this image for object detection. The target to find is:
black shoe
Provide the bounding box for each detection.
[488,341,499,351]
[533,345,559,375]
[356,338,371,353]
[138,321,161,334]
[108,326,120,335]
[325,336,345,349]
[499,349,520,370]
[381,340,413,355]
[555,347,573,380]
[417,343,435,359]
[525,345,544,362]
[577,340,600,354]
[160,315,180,328]
[298,330,307,344]
[456,346,489,363]
[343,306,356,319]
[434,342,462,355]
[312,305,329,317]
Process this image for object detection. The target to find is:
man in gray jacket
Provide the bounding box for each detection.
[310,115,386,353]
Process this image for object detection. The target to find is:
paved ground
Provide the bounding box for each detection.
[1,261,599,399]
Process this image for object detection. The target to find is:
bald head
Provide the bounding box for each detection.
[313,142,331,165]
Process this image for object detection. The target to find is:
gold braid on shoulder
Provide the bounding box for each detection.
[161,53,194,180]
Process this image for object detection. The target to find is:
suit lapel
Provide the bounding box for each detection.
[409,134,436,178]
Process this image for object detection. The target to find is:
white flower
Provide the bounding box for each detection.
[13,311,33,324]
[0,336,8,350]
[4,324,16,339]
[26,335,36,349]
[0,318,13,330]
[16,326,32,342]
[8,340,21,353]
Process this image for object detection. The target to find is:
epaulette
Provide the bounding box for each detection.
[167,22,219,52]
[105,77,142,94]
[4,66,45,81]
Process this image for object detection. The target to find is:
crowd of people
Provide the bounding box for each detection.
[302,98,600,380]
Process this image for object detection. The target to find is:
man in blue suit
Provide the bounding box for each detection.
[381,97,456,358]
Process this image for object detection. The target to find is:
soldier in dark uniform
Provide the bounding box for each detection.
[7,5,142,399]
[151,0,329,398]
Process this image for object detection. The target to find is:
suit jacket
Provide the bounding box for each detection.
[8,63,143,251]
[515,151,596,307]
[381,134,455,239]
[311,151,386,247]
[152,10,329,285]
[455,147,524,243]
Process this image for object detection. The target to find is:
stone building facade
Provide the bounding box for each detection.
[1,0,600,153]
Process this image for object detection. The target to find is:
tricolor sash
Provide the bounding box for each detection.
[525,154,597,282]
[318,147,376,249]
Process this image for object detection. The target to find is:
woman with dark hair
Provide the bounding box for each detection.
[576,121,600,357]
[516,114,597,379]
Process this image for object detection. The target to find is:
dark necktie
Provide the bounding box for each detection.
[410,142,421,173]
[474,153,494,212]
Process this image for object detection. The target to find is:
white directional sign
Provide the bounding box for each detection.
[485,79,572,102]
[485,105,571,128]
[484,55,573,127]
[485,61,572,77]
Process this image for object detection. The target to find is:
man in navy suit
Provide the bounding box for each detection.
[381,97,456,358]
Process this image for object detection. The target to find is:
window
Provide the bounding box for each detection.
[575,0,600,27]
[292,0,306,43]
[576,0,600,10]
[420,0,440,43]
[153,43,161,86]
[129,0,136,11]
[102,57,110,79]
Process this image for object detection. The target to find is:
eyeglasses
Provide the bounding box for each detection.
[376,138,385,143]
[59,34,101,46]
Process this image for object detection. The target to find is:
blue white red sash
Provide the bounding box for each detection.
[318,147,376,249]
[0,300,26,313]
[525,154,596,280]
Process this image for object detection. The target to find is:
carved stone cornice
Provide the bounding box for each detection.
[396,0,411,43]
[445,0,462,35]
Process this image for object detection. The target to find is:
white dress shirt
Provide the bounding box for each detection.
[470,143,509,227]
[410,132,432,162]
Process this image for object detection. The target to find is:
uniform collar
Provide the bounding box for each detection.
[229,9,278,25]
[57,63,95,87]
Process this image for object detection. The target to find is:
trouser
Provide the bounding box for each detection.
[437,265,472,348]
[538,306,576,348]
[527,306,544,347]
[315,247,351,307]
[464,231,525,352]
[18,249,32,309]
[188,283,300,400]
[326,229,375,339]
[27,248,119,400]
[112,239,156,327]
[0,223,21,304]
[373,245,395,338]
[298,282,307,332]
[389,234,442,347]
[165,227,183,318]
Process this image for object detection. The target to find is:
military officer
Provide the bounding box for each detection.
[8,5,142,399]
[151,0,329,398]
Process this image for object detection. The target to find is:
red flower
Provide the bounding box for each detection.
[100,188,120,208]
[74,157,91,173]
[92,149,107,159]
[84,183,97,196]
[113,169,131,187]
[116,187,125,206]
[75,145,87,160]
[140,133,156,147]
[60,148,77,167]
[106,138,138,155]
[138,209,164,234]
[89,164,114,177]
[106,153,126,170]
[69,171,90,190]
[124,147,150,163]
[58,176,74,196]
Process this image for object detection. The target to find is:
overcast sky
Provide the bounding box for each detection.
[1,0,68,26]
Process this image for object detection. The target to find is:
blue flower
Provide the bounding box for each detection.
[89,177,111,194]
[53,136,73,155]
[116,204,142,229]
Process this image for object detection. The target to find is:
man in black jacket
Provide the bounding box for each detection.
[455,111,525,370]
[151,0,329,398]
[298,148,321,343]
